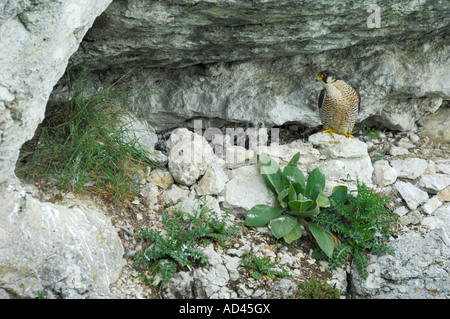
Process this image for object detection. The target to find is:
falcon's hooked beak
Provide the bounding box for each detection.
[317,74,324,82]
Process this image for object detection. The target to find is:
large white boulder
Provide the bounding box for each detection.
[167,128,217,186]
[0,185,125,299]
[223,165,275,216]
[309,132,374,185]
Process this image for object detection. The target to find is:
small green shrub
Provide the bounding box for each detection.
[361,125,380,139]
[313,181,398,278]
[298,276,340,299]
[37,291,45,299]
[245,153,398,279]
[240,252,291,280]
[245,152,335,256]
[134,198,241,284]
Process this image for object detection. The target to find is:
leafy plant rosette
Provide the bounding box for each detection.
[245,152,336,258]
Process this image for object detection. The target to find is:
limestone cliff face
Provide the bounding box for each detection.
[0,0,112,186]
[63,0,450,132]
[0,0,121,299]
[2,1,450,185]
[1,0,449,299]
[71,0,449,69]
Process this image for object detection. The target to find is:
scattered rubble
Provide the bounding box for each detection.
[107,123,449,299]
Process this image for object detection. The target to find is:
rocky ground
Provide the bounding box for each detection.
[64,119,448,299]
[18,109,449,299]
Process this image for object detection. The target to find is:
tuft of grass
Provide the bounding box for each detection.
[16,68,158,201]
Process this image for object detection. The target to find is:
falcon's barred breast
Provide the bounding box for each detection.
[317,70,360,138]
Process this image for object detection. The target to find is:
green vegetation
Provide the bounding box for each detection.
[15,67,397,286]
[371,152,386,163]
[240,252,291,280]
[134,198,241,284]
[297,276,340,299]
[245,152,335,255]
[16,69,158,200]
[359,124,380,139]
[313,181,398,278]
[245,153,398,279]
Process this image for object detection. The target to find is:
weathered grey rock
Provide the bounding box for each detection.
[418,174,450,194]
[0,185,125,299]
[309,132,369,159]
[422,196,443,215]
[194,163,229,196]
[373,160,398,187]
[394,206,409,218]
[227,244,251,258]
[161,184,190,207]
[438,186,450,202]
[419,106,450,145]
[0,0,112,186]
[121,115,157,153]
[161,271,195,299]
[62,32,449,132]
[139,183,160,206]
[422,204,450,232]
[222,255,241,282]
[193,251,236,299]
[276,279,298,298]
[436,160,450,175]
[309,132,374,185]
[328,266,350,294]
[388,145,410,156]
[161,244,237,299]
[146,168,174,189]
[399,210,422,226]
[390,158,429,180]
[394,181,429,210]
[175,194,223,221]
[257,139,321,173]
[72,0,450,70]
[351,228,450,299]
[223,165,275,216]
[395,138,416,150]
[121,115,169,167]
[223,145,255,169]
[167,128,217,186]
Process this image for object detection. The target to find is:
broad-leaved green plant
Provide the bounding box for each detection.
[245,152,335,257]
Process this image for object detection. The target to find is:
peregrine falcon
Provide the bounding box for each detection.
[316,70,360,138]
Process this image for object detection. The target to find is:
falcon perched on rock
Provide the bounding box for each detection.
[316,70,360,138]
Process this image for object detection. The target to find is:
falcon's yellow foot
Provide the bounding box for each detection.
[322,128,338,137]
[341,133,355,139]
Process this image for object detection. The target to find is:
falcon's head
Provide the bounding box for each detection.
[317,70,338,87]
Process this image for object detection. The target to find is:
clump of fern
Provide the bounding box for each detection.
[312,181,398,278]
[134,198,241,283]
